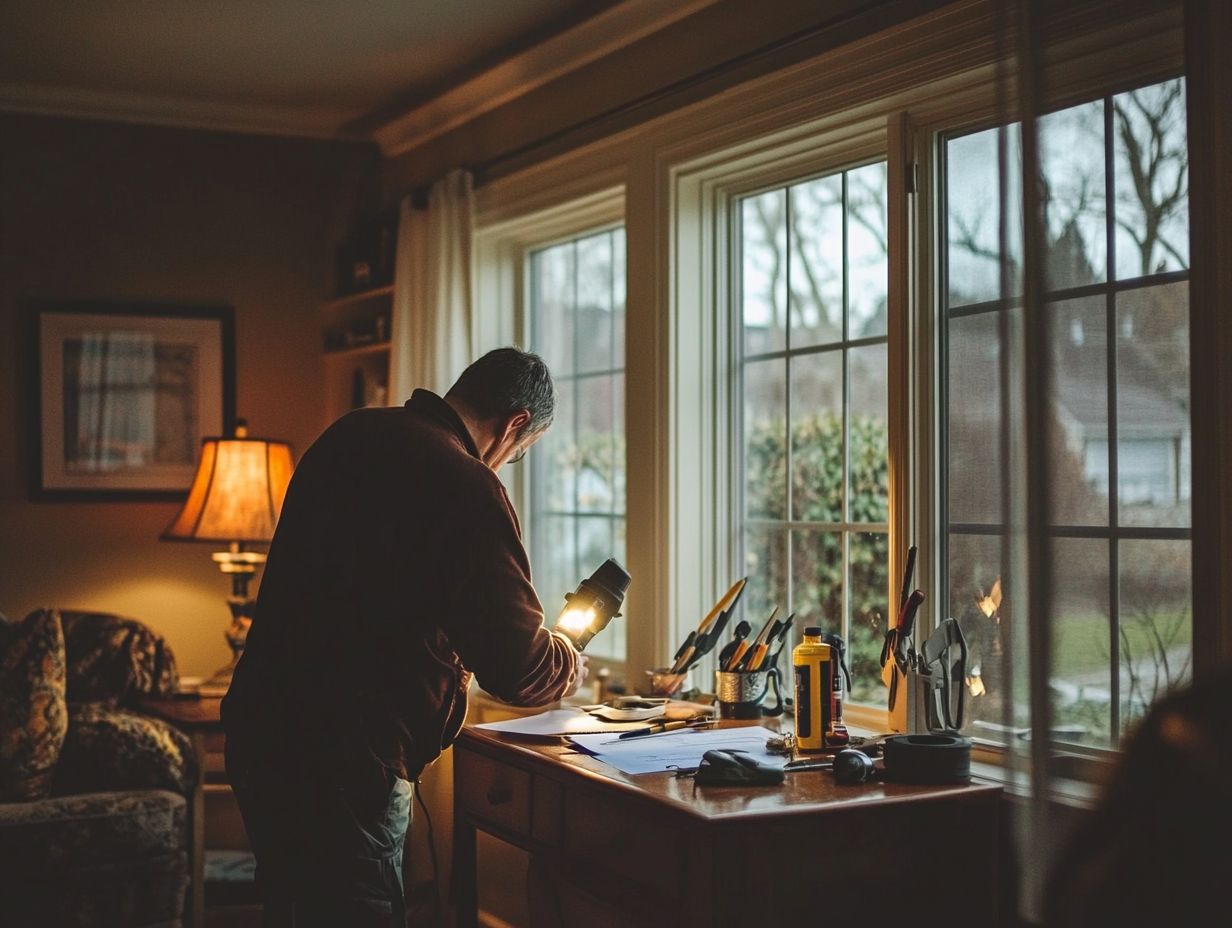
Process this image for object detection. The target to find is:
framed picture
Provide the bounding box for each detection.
[29,300,236,501]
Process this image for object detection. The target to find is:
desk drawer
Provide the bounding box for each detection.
[456,748,532,839]
[562,791,684,899]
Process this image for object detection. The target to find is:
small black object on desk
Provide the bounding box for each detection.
[693,749,785,786]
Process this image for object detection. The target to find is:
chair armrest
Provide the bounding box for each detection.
[53,704,197,798]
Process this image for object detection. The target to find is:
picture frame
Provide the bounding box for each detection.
[28,299,236,501]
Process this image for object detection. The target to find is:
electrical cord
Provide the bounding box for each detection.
[410,778,568,925]
[413,778,440,914]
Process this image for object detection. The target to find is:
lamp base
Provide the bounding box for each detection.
[201,546,262,695]
[198,618,250,695]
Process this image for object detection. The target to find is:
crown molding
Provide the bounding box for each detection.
[0,81,362,141]
[371,0,720,157]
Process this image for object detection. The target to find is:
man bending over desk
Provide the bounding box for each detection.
[222,348,587,927]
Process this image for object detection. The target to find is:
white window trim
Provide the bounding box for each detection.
[668,114,908,730]
[473,186,634,673]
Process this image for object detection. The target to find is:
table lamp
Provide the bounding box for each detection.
[552,558,630,651]
[161,419,293,688]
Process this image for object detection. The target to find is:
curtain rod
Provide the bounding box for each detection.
[402,0,934,201]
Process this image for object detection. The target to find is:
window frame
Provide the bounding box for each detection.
[473,187,633,676]
[903,64,1191,770]
[525,222,629,663]
[471,0,1200,760]
[935,91,1194,751]
[669,116,906,731]
[730,161,895,707]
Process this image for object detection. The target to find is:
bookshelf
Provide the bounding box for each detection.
[321,284,394,425]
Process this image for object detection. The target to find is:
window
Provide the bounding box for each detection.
[735,162,890,703]
[527,227,628,661]
[941,77,1191,748]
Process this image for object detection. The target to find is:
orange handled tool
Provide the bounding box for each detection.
[733,606,778,671]
[698,577,747,634]
[747,619,783,671]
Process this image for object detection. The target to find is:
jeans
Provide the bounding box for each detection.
[229,760,412,928]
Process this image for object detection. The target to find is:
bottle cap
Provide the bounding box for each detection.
[804,625,823,636]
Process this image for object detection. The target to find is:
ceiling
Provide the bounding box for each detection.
[0,0,649,145]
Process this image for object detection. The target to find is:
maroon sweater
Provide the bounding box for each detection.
[222,390,578,790]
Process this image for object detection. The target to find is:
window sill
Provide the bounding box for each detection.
[969,746,1111,810]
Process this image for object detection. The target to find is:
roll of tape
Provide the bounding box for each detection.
[882,733,972,784]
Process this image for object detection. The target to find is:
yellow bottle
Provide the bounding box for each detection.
[792,626,832,752]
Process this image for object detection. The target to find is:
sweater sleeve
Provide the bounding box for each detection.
[442,474,579,706]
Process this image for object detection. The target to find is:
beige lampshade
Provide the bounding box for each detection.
[162,424,294,544]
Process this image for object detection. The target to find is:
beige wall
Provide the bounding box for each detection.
[0,114,378,677]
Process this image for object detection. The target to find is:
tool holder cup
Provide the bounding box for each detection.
[715,668,784,719]
[643,668,689,697]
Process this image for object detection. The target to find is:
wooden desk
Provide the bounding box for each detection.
[142,696,223,928]
[453,725,1003,927]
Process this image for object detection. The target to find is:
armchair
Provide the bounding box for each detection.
[0,608,194,928]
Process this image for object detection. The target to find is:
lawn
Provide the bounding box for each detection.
[1050,609,1191,679]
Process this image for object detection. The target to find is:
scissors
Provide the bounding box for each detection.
[880,588,925,711]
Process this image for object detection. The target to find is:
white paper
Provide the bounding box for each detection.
[581,704,665,722]
[567,726,789,775]
[472,707,648,738]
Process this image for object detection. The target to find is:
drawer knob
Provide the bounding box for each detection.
[486,783,513,806]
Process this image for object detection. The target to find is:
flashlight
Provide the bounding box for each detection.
[553,558,631,651]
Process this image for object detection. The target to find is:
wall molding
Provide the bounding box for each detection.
[372,0,719,157]
[0,81,357,141]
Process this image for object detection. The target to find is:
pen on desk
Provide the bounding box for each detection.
[784,758,833,772]
[608,719,717,742]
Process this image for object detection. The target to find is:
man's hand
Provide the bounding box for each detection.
[563,653,590,698]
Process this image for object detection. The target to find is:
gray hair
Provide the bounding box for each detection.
[446,347,556,438]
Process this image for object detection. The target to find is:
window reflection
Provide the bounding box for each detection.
[943,77,1191,747]
[63,331,196,472]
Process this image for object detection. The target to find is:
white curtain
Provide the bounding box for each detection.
[388,168,475,403]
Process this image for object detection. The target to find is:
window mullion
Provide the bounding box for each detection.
[784,185,794,618]
[1102,92,1123,738]
[841,169,852,640]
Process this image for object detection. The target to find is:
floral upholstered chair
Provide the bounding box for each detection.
[0,608,194,928]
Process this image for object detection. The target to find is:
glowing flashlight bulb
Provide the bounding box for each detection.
[557,606,596,636]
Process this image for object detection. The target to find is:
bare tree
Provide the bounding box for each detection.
[944,78,1191,742]
[1114,81,1188,275]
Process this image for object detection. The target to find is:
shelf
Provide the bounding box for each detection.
[323,339,390,359]
[320,284,395,312]
[320,275,394,425]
